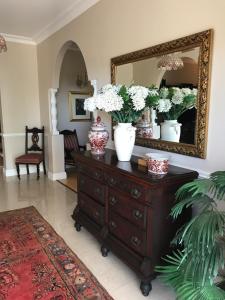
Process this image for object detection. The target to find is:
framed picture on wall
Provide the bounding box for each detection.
[69,91,91,121]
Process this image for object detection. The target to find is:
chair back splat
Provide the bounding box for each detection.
[60,129,86,167]
[15,126,46,179]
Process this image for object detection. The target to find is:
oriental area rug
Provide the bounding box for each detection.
[0,206,113,300]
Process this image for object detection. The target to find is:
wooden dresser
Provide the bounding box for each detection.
[72,149,198,296]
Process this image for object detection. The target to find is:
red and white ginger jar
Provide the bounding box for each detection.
[88,116,109,155]
[145,153,169,175]
[136,116,153,139]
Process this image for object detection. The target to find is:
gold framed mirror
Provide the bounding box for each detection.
[111,29,212,158]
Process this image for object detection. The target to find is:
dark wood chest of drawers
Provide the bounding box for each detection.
[72,149,198,296]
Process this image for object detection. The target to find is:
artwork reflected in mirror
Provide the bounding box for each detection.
[111,30,212,158]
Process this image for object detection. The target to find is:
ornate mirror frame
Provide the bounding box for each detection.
[111,29,213,158]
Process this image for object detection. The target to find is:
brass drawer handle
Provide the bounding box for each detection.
[94,211,100,218]
[131,236,141,247]
[94,187,101,194]
[108,177,116,186]
[94,171,101,179]
[133,209,143,220]
[110,196,117,206]
[80,178,85,186]
[131,187,141,199]
[110,221,117,229]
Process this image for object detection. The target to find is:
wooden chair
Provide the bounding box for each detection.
[60,129,86,166]
[15,126,46,179]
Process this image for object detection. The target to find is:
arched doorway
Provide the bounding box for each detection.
[56,42,92,146]
[48,41,94,180]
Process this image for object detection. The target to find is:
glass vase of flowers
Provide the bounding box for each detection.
[156,87,197,142]
[84,84,150,161]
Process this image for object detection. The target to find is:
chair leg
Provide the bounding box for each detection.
[37,164,40,180]
[26,164,29,175]
[16,163,20,180]
[43,160,47,175]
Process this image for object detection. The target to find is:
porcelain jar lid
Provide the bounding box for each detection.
[91,116,106,131]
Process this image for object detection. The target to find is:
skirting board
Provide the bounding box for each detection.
[48,171,67,181]
[4,167,67,181]
[4,165,44,177]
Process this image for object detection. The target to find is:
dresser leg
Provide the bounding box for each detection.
[74,222,82,232]
[101,245,110,257]
[140,280,152,296]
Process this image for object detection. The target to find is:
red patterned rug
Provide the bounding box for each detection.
[0,206,113,300]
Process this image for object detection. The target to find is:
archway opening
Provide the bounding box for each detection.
[52,40,93,182]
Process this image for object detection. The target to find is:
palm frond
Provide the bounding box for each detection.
[176,282,225,300]
[157,171,225,300]
[166,211,225,285]
[156,250,187,290]
[210,171,225,200]
[175,179,214,201]
[171,194,215,219]
[181,211,225,252]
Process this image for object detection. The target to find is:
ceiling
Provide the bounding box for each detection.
[0,0,99,44]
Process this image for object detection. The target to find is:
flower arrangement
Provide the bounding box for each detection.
[156,87,197,120]
[84,84,154,123]
[84,84,197,123]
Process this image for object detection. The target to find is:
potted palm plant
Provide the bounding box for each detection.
[157,171,225,300]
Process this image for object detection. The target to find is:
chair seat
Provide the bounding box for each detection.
[15,153,43,164]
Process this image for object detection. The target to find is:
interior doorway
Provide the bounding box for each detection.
[56,42,92,148]
[53,41,92,184]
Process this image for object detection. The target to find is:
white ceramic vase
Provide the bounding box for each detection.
[161,120,181,142]
[114,123,136,161]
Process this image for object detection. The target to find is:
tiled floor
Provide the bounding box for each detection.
[0,168,175,300]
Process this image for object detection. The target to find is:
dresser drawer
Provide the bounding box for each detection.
[79,174,105,204]
[78,162,104,182]
[109,211,146,256]
[109,189,146,229]
[78,192,104,226]
[105,172,147,202]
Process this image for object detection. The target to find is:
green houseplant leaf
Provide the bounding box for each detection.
[157,171,225,300]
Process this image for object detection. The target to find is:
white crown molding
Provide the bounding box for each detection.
[1,0,99,45]
[34,0,100,44]
[3,33,36,45]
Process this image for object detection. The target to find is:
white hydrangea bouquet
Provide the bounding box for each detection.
[157,87,197,120]
[84,84,152,123]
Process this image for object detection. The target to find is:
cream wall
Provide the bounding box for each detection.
[37,0,225,176]
[0,41,40,173]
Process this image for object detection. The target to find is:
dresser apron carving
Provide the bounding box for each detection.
[72,149,198,296]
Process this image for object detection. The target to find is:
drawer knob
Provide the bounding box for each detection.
[95,187,101,194]
[109,177,116,186]
[94,211,100,218]
[94,171,100,179]
[110,221,117,229]
[110,196,117,206]
[133,209,143,220]
[131,236,141,247]
[131,188,141,199]
[80,178,85,186]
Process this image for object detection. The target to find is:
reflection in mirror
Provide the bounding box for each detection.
[111,30,212,158]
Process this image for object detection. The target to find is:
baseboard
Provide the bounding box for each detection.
[4,165,43,177]
[48,171,67,181]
